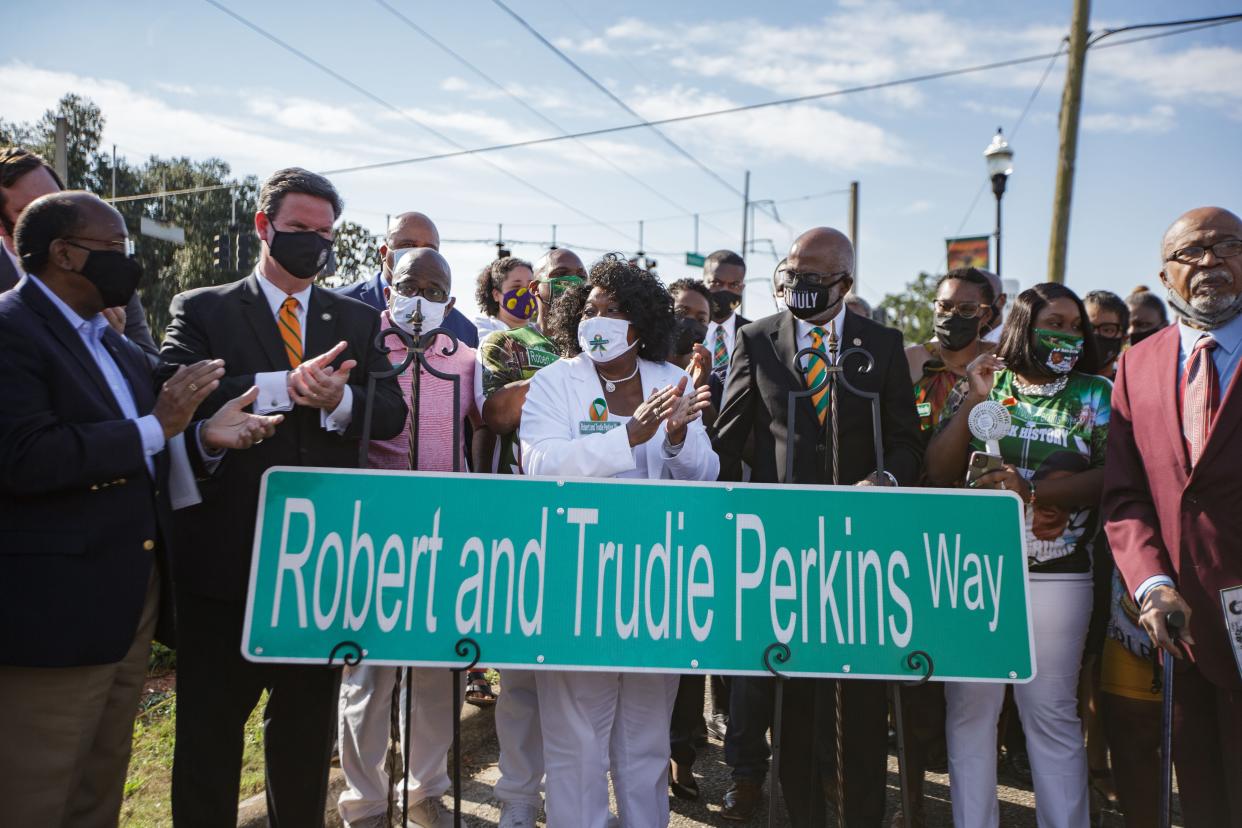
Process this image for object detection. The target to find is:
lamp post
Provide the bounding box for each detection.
[984,128,1014,279]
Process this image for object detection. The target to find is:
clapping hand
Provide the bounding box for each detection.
[665,375,712,446]
[626,383,682,447]
[687,343,713,390]
[154,360,225,439]
[102,305,127,336]
[288,341,356,411]
[202,386,284,450]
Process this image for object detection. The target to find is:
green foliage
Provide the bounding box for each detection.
[324,220,380,288]
[147,642,177,673]
[879,271,938,346]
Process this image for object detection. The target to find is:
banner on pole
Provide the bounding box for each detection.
[242,469,1034,682]
[946,235,991,270]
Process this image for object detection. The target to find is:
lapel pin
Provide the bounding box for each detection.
[321,312,332,321]
[853,337,862,346]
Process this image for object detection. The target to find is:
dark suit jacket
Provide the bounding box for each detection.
[0,280,182,667]
[714,310,922,486]
[0,246,18,292]
[1103,325,1242,689]
[339,271,480,348]
[159,273,405,601]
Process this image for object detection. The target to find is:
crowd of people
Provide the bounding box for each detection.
[0,146,1239,828]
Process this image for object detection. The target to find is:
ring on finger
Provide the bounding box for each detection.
[188,382,198,392]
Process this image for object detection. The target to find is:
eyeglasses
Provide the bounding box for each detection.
[778,269,850,288]
[1093,323,1123,338]
[1167,239,1242,265]
[64,237,135,256]
[392,283,448,303]
[933,299,989,319]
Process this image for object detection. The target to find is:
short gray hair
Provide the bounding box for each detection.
[258,167,343,221]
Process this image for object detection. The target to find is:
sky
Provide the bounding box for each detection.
[3,0,1241,321]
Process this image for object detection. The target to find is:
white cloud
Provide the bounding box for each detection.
[245,96,366,135]
[1083,104,1176,134]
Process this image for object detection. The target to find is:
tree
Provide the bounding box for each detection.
[323,221,379,288]
[879,271,938,346]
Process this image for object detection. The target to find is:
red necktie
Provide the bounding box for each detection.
[1181,335,1219,466]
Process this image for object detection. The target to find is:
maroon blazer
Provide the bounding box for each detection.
[1103,324,1242,689]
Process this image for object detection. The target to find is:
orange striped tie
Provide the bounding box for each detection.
[278,296,302,368]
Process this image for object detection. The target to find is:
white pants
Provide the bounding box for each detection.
[945,576,1092,828]
[496,668,544,807]
[536,670,678,828]
[337,665,459,825]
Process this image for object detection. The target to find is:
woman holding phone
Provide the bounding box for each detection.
[925,283,1109,828]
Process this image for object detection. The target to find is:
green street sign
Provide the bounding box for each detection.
[242,469,1034,682]
[685,252,706,267]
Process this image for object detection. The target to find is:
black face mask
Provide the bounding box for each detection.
[268,227,332,279]
[933,313,981,352]
[1096,335,1124,367]
[1129,327,1160,346]
[710,289,742,322]
[673,315,708,355]
[784,279,846,322]
[69,245,144,308]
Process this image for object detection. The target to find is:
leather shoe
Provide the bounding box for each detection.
[719,778,763,822]
[669,759,699,800]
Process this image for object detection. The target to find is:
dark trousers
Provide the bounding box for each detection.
[172,591,341,827]
[725,675,774,781]
[1101,691,1160,828]
[781,678,888,828]
[711,674,730,718]
[1172,664,1242,828]
[671,674,705,766]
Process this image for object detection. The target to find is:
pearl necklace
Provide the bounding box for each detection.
[598,362,639,393]
[1013,374,1069,397]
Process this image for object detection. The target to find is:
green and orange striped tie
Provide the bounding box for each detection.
[804,326,830,425]
[713,326,728,374]
[278,296,302,368]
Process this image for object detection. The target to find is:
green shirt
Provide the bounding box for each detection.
[478,324,559,474]
[941,369,1112,574]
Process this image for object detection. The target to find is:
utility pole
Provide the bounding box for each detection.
[637,220,645,267]
[111,145,117,200]
[693,213,699,253]
[1047,0,1091,284]
[741,170,750,257]
[551,224,558,249]
[848,180,860,284]
[53,116,69,185]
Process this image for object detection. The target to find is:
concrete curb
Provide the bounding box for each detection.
[238,702,495,827]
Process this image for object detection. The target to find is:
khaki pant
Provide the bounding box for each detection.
[0,570,159,828]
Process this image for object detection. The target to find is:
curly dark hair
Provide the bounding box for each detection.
[474,255,533,317]
[667,277,712,305]
[548,254,675,362]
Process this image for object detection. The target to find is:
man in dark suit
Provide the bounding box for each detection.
[702,249,750,382]
[712,227,923,826]
[0,191,279,827]
[1,146,159,356]
[159,168,405,827]
[1104,206,1242,827]
[338,209,478,348]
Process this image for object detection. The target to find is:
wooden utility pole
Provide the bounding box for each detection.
[1047,0,1091,284]
[741,170,750,256]
[848,180,860,284]
[53,116,69,185]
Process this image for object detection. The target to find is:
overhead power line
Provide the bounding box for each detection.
[316,17,1241,179]
[201,0,638,244]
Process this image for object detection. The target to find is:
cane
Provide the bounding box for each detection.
[1158,610,1184,828]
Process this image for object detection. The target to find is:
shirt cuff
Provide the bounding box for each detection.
[322,385,354,434]
[1136,575,1176,605]
[661,432,685,459]
[194,421,227,474]
[135,414,166,458]
[255,371,293,414]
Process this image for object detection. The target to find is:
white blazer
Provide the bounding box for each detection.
[520,353,720,481]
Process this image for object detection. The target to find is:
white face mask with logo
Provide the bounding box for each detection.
[390,295,447,334]
[578,315,637,363]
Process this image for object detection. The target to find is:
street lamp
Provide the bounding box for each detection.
[984,128,1014,279]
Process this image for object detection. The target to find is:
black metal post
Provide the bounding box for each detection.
[764,643,791,827]
[992,173,1008,280]
[1159,612,1184,828]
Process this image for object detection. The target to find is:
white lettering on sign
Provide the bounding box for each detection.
[924,532,1004,632]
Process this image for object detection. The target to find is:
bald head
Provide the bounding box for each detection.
[787,227,854,276]
[535,247,586,281]
[1162,207,1242,260]
[393,246,450,286]
[381,212,440,283]
[780,227,855,324]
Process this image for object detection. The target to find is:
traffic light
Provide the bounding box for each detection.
[212,232,233,271]
[236,228,255,273]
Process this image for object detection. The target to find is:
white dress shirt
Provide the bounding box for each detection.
[794,306,847,361]
[253,273,352,433]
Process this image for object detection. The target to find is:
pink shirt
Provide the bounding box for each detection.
[368,311,480,472]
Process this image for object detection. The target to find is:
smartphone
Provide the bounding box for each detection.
[966,451,1005,487]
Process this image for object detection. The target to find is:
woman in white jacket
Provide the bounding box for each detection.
[520,256,718,827]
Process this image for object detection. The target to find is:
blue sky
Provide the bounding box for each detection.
[3,0,1240,320]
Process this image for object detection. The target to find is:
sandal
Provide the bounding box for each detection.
[464,671,497,707]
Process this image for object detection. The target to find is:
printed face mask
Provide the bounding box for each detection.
[710,289,742,322]
[390,295,448,334]
[673,315,708,355]
[268,223,332,279]
[933,313,981,352]
[578,315,637,363]
[784,278,847,322]
[501,286,536,321]
[1033,328,1083,375]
